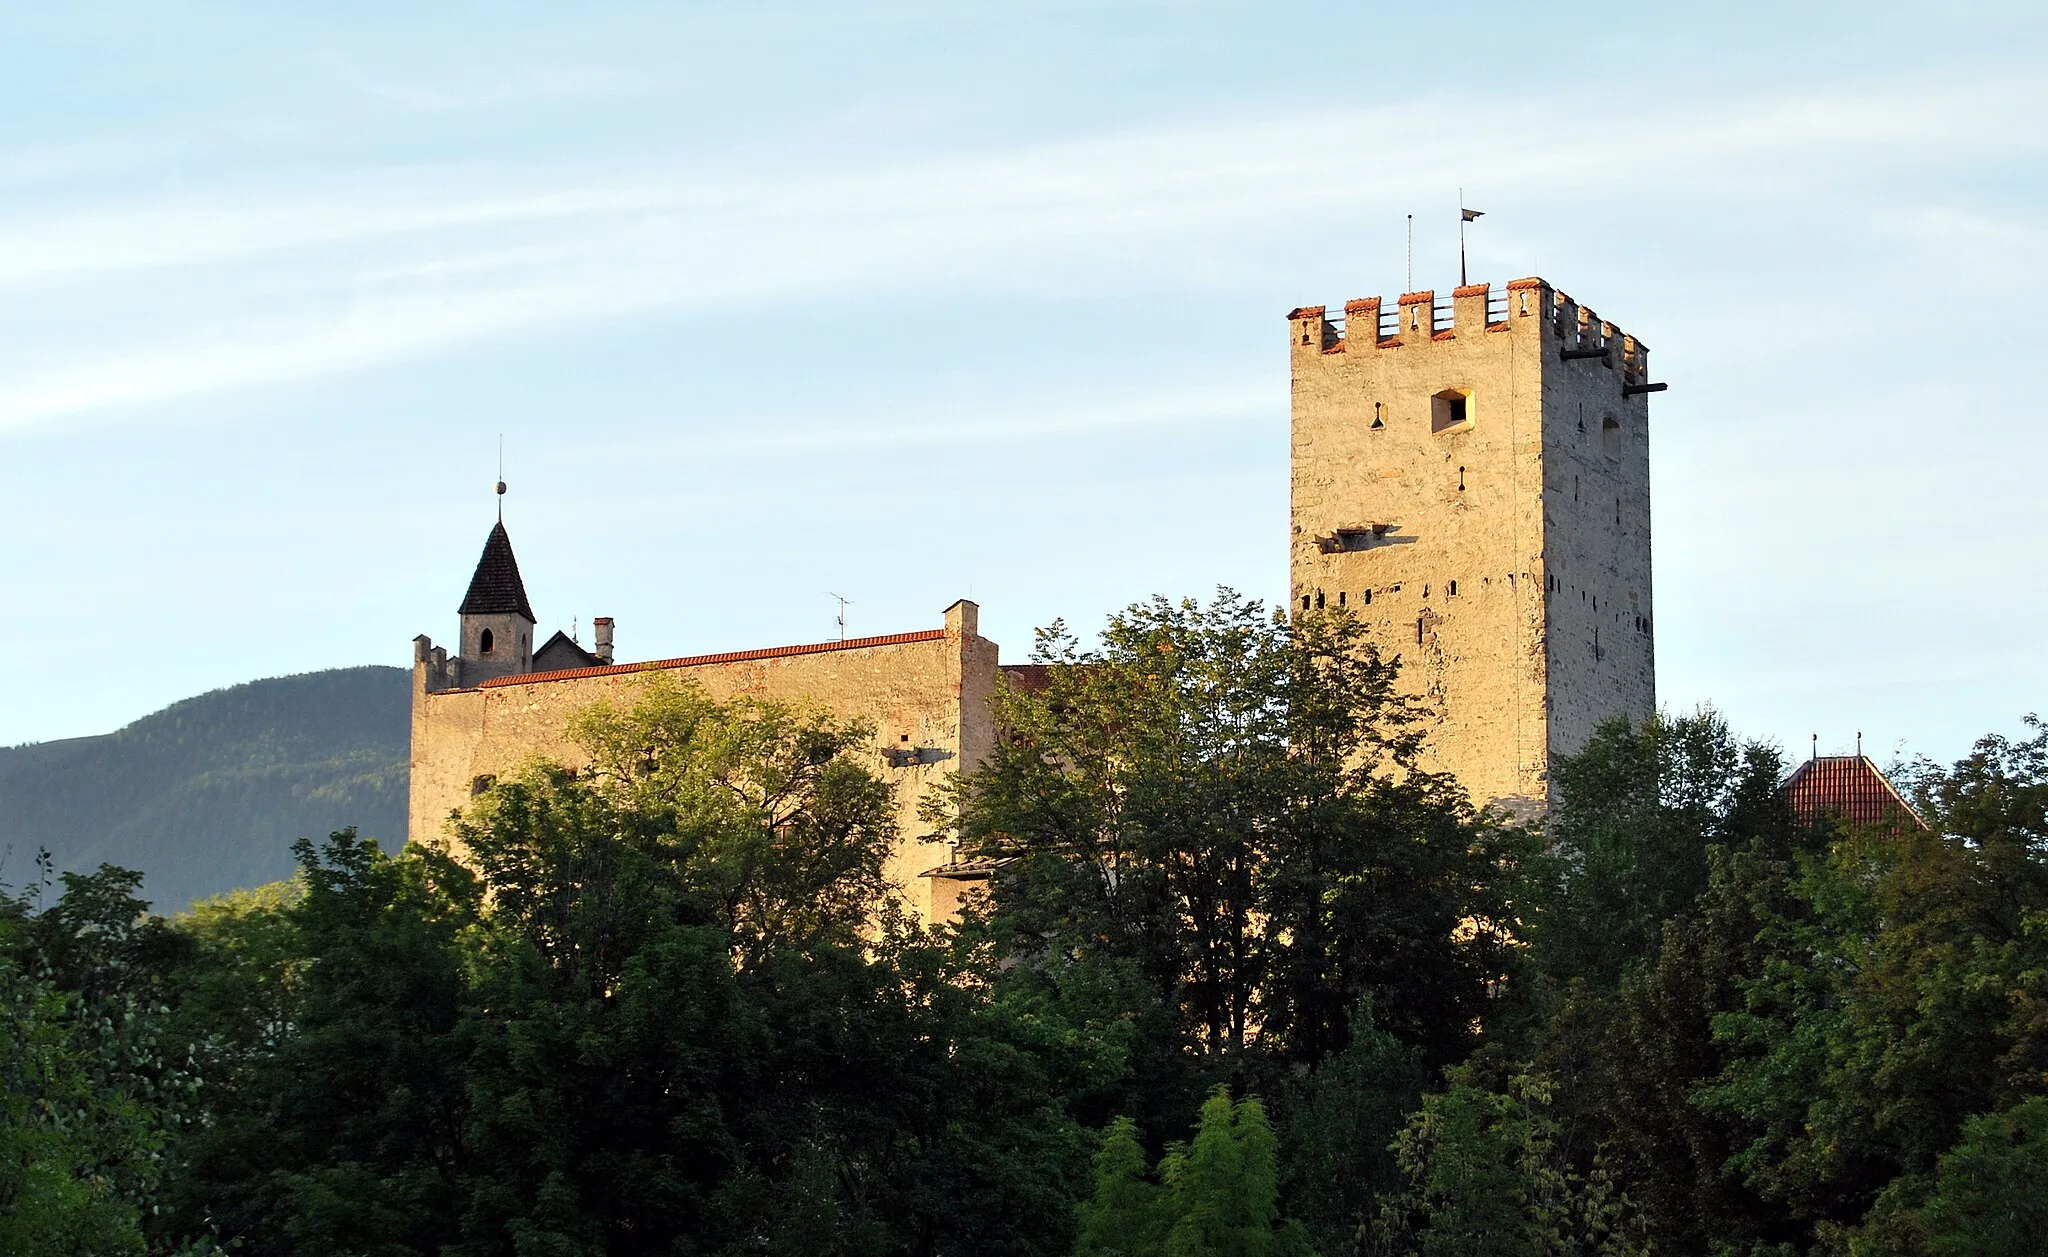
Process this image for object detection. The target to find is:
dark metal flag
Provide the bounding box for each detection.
[1459,204,1484,284]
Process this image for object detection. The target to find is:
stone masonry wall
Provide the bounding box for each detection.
[1538,290,1657,765]
[410,601,996,923]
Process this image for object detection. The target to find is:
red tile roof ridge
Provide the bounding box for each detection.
[1782,754,1927,830]
[473,628,950,689]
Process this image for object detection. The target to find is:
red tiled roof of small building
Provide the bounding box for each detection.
[1782,755,1926,830]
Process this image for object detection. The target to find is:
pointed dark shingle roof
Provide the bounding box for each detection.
[458,522,536,622]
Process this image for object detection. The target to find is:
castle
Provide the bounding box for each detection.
[410,277,1659,920]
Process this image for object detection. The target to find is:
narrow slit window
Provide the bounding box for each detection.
[1448,580,1458,596]
[1337,591,1346,606]
[1362,589,1372,605]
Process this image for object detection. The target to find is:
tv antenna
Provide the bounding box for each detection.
[1405,214,1413,292]
[828,592,854,641]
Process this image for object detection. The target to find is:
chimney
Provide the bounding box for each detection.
[593,617,614,664]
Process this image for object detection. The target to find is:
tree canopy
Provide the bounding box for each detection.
[6,595,2044,1256]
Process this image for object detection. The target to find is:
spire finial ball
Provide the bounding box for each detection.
[495,481,507,496]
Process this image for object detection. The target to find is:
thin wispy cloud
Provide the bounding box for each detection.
[0,70,2038,432]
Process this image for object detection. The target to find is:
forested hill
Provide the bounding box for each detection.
[0,667,409,913]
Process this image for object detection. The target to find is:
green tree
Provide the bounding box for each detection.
[1526,709,1792,998]
[1079,1089,1313,1257]
[1917,1096,2048,1257]
[1078,1117,1168,1257]
[158,679,1096,1256]
[0,861,202,1257]
[951,592,1522,1100]
[1277,1001,1425,1257]
[1698,718,2048,1248]
[1382,1069,1649,1257]
[1161,1086,1309,1257]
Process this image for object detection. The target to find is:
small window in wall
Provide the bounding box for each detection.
[479,628,495,654]
[1448,580,1458,596]
[1337,591,1346,606]
[1362,589,1372,605]
[1315,590,1325,609]
[1602,415,1621,456]
[1370,402,1386,431]
[1301,594,1311,611]
[1431,388,1475,434]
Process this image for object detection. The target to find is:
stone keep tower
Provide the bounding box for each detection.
[1289,278,1659,811]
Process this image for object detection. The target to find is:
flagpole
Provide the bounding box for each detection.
[1459,188,1467,287]
[1458,199,1484,288]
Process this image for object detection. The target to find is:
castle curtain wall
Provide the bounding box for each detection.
[410,603,997,923]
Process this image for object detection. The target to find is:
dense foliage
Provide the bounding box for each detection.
[4,593,2043,1254]
[0,667,408,912]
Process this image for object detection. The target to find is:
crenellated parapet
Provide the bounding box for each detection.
[1287,277,1653,386]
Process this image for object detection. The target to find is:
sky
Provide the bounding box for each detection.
[1,1,2043,771]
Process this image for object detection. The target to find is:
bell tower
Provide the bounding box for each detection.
[1288,278,1659,812]
[456,520,536,685]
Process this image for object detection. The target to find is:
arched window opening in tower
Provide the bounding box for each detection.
[480,628,495,655]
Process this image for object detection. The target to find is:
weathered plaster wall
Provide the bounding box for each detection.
[1289,279,1655,811]
[410,601,996,922]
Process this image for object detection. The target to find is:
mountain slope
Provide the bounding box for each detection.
[0,667,409,913]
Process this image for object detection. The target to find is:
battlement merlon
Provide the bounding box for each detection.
[1287,277,1651,380]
